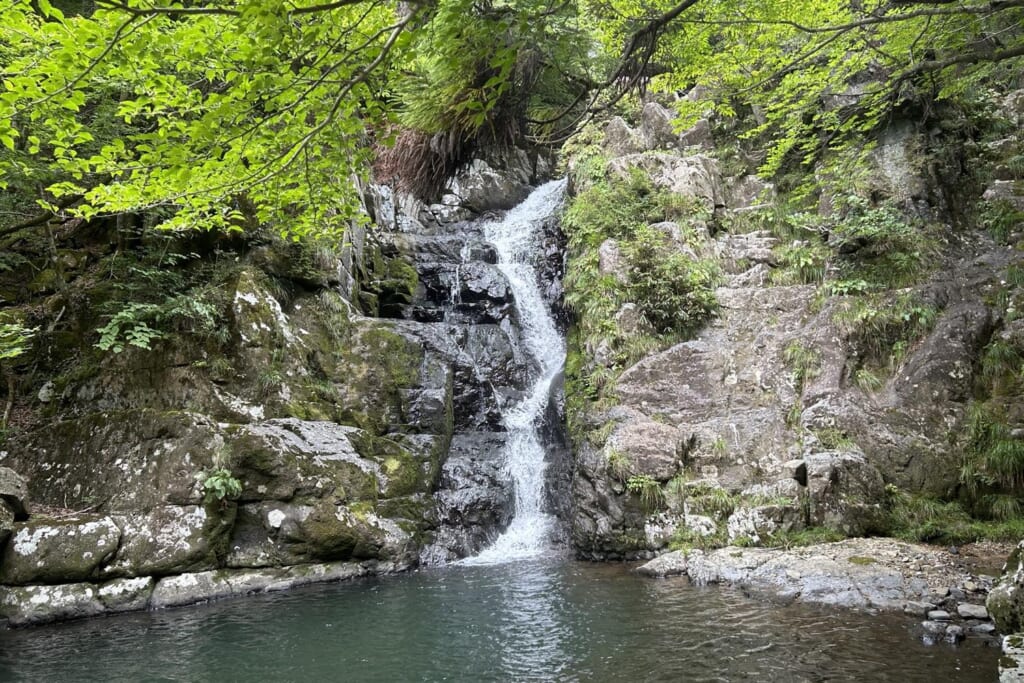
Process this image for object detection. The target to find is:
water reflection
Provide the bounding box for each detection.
[495,562,567,679]
[0,560,999,682]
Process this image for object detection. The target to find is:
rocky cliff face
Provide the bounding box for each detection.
[565,93,1024,561]
[0,149,566,625]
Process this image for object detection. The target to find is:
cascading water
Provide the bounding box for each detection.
[463,178,568,564]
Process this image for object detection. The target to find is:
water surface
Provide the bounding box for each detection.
[0,560,998,682]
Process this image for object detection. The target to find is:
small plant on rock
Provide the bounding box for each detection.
[197,468,243,505]
[626,474,665,511]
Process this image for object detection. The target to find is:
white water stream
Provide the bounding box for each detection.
[464,179,568,564]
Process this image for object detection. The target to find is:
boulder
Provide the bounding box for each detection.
[0,583,106,626]
[0,467,28,519]
[607,153,725,212]
[607,420,683,482]
[804,450,886,535]
[636,550,689,577]
[679,118,713,149]
[639,102,678,150]
[598,239,627,283]
[604,117,641,156]
[446,157,532,213]
[1,515,120,585]
[988,541,1024,633]
[105,505,234,578]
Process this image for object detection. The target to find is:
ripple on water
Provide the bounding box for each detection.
[0,560,1000,682]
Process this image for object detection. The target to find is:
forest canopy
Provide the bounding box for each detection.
[0,0,1021,238]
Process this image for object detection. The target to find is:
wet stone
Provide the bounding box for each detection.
[944,625,965,643]
[958,603,990,620]
[928,610,951,621]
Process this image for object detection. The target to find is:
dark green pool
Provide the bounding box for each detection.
[0,559,999,681]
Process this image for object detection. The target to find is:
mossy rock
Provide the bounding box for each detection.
[349,433,427,498]
[5,410,220,511]
[294,500,385,561]
[229,420,380,503]
[0,515,121,585]
[105,504,236,578]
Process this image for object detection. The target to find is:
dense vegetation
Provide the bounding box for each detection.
[1,0,1021,238]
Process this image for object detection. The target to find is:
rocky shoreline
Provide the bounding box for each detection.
[1,559,406,628]
[638,538,1007,646]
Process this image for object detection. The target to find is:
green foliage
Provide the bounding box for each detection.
[812,427,855,451]
[606,448,631,481]
[959,402,1024,518]
[829,198,934,288]
[626,473,665,511]
[774,240,829,285]
[674,480,738,520]
[763,526,845,550]
[882,484,1024,544]
[669,523,728,552]
[982,200,1024,244]
[853,367,884,393]
[95,303,164,353]
[197,467,242,505]
[832,291,938,372]
[562,166,719,433]
[624,226,719,335]
[980,339,1024,392]
[0,319,36,362]
[783,341,820,392]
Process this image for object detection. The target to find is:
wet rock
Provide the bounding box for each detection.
[98,577,155,614]
[446,156,533,213]
[149,561,390,610]
[958,603,989,620]
[0,583,106,626]
[903,600,934,617]
[422,432,514,564]
[678,539,943,611]
[451,262,514,324]
[1,515,120,585]
[921,620,948,636]
[1002,634,1024,682]
[944,624,965,643]
[636,550,689,577]
[928,609,951,621]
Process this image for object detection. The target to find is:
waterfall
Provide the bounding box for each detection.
[464,178,568,564]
